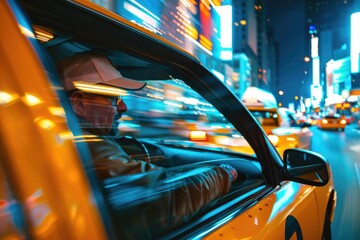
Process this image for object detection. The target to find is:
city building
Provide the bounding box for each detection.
[232,0,258,97]
[255,0,274,92]
[231,0,278,98]
[90,0,279,103]
[304,0,359,117]
[91,0,233,86]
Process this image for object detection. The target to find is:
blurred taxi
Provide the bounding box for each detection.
[1,0,336,239]
[172,113,256,154]
[318,114,347,131]
[244,104,313,156]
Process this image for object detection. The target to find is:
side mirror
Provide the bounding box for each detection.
[283,148,329,186]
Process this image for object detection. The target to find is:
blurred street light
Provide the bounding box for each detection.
[278,90,284,95]
[304,56,310,62]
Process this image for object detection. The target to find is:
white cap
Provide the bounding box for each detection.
[57,53,146,92]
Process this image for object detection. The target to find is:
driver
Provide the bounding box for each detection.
[57,52,238,228]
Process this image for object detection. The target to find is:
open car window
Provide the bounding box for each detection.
[50,50,265,238]
[40,29,266,239]
[119,78,256,155]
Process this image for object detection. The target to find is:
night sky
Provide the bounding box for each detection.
[267,0,306,108]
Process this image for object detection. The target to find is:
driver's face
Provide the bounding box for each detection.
[81,93,127,135]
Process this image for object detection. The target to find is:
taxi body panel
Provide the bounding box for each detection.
[1,0,336,239]
[204,182,321,240]
[1,1,108,239]
[203,147,336,240]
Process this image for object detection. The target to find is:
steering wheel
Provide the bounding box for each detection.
[114,136,151,163]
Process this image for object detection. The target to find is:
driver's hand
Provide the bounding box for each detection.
[220,164,238,182]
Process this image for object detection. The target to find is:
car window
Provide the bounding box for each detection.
[33,23,265,239]
[250,110,279,126]
[121,79,255,155]
[53,55,263,238]
[324,115,341,119]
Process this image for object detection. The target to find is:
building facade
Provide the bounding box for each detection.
[304,0,359,112]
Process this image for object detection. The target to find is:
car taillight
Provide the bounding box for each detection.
[189,131,207,141]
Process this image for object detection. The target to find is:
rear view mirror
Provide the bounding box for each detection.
[283,148,329,186]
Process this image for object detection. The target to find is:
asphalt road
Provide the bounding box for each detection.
[310,123,360,240]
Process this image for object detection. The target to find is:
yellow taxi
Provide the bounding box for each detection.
[244,105,313,156]
[318,114,347,131]
[240,88,313,156]
[1,0,336,239]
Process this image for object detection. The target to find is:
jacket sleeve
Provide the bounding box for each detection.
[168,166,232,225]
[87,136,160,179]
[87,136,233,229]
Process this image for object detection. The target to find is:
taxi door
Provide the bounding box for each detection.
[204,181,320,239]
[0,1,108,239]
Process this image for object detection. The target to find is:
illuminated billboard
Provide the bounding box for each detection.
[334,57,351,96]
[216,5,232,61]
[351,12,360,74]
[114,0,221,59]
[311,37,318,58]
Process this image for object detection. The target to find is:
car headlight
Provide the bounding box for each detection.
[268,134,279,146]
[322,119,328,124]
[340,119,347,125]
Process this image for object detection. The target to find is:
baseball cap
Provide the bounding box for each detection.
[57,53,146,94]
